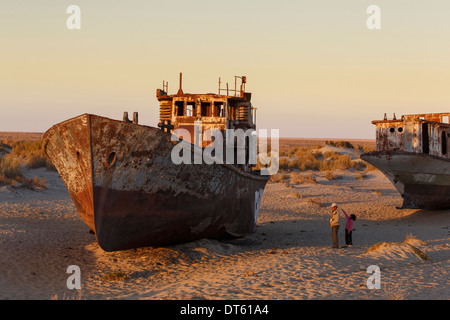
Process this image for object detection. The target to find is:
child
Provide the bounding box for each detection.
[341,209,356,246]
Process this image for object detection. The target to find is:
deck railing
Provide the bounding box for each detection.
[218,76,246,97]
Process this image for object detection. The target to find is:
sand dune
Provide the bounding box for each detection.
[0,139,449,300]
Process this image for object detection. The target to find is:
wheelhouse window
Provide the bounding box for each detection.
[186,102,195,117]
[442,131,447,155]
[201,102,211,117]
[214,102,224,117]
[422,123,429,154]
[175,101,184,116]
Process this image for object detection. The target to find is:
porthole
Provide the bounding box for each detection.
[398,127,403,133]
[105,152,117,167]
[389,127,395,133]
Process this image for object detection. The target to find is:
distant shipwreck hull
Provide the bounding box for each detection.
[43,114,269,251]
[361,151,450,209]
[361,113,450,210]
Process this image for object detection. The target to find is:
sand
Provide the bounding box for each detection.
[0,158,449,300]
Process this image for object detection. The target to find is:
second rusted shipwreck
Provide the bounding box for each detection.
[43,75,269,251]
[361,112,450,209]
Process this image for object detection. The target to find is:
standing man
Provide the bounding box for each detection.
[329,203,340,248]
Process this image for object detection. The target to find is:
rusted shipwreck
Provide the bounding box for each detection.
[361,112,450,209]
[43,75,269,251]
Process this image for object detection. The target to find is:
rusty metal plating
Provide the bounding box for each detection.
[361,112,450,209]
[43,75,269,251]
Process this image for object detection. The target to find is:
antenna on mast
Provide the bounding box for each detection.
[177,72,184,95]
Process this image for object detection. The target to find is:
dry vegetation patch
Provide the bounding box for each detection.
[101,271,131,282]
[266,139,376,185]
[365,235,431,261]
[0,137,55,189]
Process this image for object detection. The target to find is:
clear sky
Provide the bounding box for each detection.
[1,0,450,139]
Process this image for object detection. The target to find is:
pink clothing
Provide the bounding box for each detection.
[342,209,353,231]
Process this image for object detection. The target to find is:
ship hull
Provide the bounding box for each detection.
[361,151,450,209]
[43,114,269,251]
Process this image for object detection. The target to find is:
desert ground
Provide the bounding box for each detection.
[0,135,449,301]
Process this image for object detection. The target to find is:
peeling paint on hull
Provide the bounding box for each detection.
[361,151,450,209]
[43,114,269,251]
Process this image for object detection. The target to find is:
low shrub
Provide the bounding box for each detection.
[0,154,23,180]
[101,271,130,281]
[12,141,43,157]
[325,140,355,149]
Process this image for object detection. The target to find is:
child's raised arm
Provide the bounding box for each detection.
[341,209,349,219]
